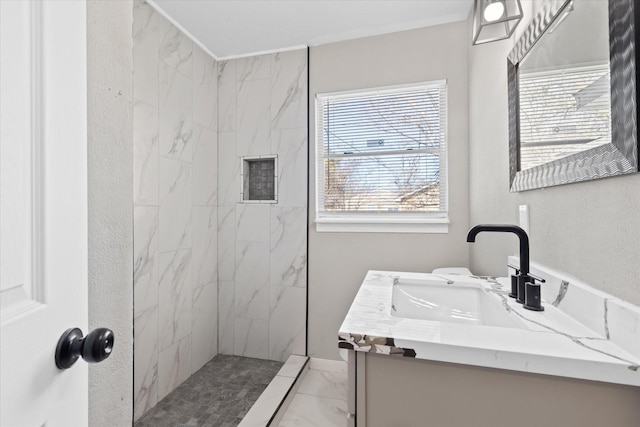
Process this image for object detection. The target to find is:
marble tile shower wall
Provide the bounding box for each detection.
[133,1,218,420]
[217,51,308,363]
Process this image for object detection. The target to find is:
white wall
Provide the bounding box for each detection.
[308,21,470,360]
[87,1,134,426]
[132,0,219,419]
[468,1,640,306]
[216,50,308,362]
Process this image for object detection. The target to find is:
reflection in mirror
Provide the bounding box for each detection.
[508,0,639,192]
[518,0,611,171]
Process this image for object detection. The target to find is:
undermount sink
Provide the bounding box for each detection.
[390,276,526,328]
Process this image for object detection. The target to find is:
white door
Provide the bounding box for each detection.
[1,1,89,426]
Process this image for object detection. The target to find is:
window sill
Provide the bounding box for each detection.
[314,216,449,234]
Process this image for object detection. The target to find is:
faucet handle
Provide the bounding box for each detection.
[523,281,545,311]
[508,264,546,284]
[509,274,518,298]
[528,272,546,283]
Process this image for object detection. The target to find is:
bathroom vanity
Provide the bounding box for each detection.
[339,262,640,427]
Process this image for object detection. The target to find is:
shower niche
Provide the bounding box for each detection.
[241,155,278,203]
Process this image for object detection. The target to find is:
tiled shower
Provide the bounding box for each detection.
[132,0,308,420]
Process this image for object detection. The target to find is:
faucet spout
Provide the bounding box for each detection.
[466,224,530,276]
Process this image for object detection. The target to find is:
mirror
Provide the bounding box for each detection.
[507,0,639,192]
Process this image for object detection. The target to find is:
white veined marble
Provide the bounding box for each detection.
[192,124,217,206]
[235,241,270,320]
[217,132,239,206]
[192,45,217,129]
[214,51,308,364]
[340,268,640,387]
[278,393,347,427]
[157,334,191,401]
[191,283,218,372]
[159,158,192,252]
[216,205,236,281]
[158,249,192,350]
[133,0,158,106]
[133,100,159,206]
[218,280,235,355]
[237,53,271,82]
[159,63,193,161]
[271,50,307,130]
[192,206,217,288]
[269,286,306,361]
[133,7,221,417]
[270,207,306,288]
[271,128,307,208]
[236,204,270,242]
[159,15,192,76]
[133,206,159,316]
[217,60,237,132]
[237,78,271,157]
[277,354,308,378]
[133,306,158,421]
[234,317,269,359]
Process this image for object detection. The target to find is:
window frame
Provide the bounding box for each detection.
[314,81,449,234]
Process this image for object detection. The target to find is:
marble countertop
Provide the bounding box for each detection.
[338,270,640,387]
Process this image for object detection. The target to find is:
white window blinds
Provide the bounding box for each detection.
[315,81,448,222]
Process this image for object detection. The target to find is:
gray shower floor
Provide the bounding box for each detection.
[134,355,284,427]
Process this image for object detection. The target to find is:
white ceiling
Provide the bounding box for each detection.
[149,0,473,59]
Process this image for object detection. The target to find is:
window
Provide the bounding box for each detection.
[315,81,448,233]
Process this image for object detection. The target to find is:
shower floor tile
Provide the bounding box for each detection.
[135,354,283,427]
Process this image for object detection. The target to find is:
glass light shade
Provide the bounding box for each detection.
[472,0,523,45]
[484,1,505,22]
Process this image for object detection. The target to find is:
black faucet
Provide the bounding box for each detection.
[466,224,544,311]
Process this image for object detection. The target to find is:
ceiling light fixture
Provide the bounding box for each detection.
[472,0,523,45]
[484,1,505,22]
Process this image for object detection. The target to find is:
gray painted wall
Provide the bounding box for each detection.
[468,1,640,306]
[87,1,134,426]
[308,21,470,360]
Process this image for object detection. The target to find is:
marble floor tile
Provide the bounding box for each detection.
[297,366,348,401]
[276,354,308,378]
[278,393,347,427]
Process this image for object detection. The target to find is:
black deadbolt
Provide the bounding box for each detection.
[55,327,114,369]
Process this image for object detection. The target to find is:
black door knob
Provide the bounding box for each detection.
[55,327,114,369]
